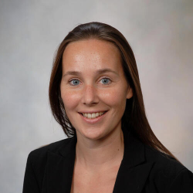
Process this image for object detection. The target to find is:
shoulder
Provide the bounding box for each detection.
[145,145,193,192]
[27,137,74,165]
[145,145,185,175]
[23,138,75,192]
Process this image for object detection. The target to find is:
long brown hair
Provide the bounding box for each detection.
[49,22,176,159]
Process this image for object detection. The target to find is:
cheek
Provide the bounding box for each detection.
[61,90,80,110]
[99,88,127,109]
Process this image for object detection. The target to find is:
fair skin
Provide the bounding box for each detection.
[60,39,133,193]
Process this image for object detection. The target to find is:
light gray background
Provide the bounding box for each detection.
[0,0,193,192]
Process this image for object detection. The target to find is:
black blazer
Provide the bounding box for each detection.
[23,129,193,193]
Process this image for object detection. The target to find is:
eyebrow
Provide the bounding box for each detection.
[62,68,119,77]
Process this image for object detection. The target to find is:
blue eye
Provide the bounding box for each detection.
[69,79,80,86]
[100,78,111,85]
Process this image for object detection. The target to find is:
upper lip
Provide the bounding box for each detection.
[79,110,108,114]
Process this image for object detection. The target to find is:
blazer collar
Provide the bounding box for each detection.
[46,129,154,193]
[122,128,145,168]
[113,129,154,193]
[46,137,76,193]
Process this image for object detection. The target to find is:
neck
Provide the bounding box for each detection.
[75,128,124,170]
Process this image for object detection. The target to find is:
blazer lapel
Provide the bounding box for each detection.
[113,129,154,193]
[46,137,76,193]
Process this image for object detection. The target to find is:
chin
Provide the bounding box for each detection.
[82,131,105,141]
[77,127,116,142]
[75,126,101,140]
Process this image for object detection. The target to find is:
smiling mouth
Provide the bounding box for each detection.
[79,111,107,119]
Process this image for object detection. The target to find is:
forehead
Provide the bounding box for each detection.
[62,39,122,72]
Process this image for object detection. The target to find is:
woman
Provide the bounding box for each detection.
[23,22,193,193]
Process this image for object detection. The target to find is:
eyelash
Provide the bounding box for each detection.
[99,78,111,85]
[69,79,80,86]
[68,77,112,86]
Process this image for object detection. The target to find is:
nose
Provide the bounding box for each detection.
[82,85,99,106]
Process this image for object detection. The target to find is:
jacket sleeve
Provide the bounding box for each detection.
[168,168,193,193]
[22,152,40,193]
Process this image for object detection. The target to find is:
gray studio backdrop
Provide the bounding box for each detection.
[0,0,193,192]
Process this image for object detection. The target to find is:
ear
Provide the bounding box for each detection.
[126,87,133,99]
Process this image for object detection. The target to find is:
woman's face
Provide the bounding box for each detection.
[60,39,133,141]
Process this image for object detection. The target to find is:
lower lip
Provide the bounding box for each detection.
[79,112,107,124]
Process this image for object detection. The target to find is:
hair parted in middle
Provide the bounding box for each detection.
[49,21,176,159]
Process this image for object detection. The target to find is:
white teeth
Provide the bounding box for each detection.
[82,112,105,119]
